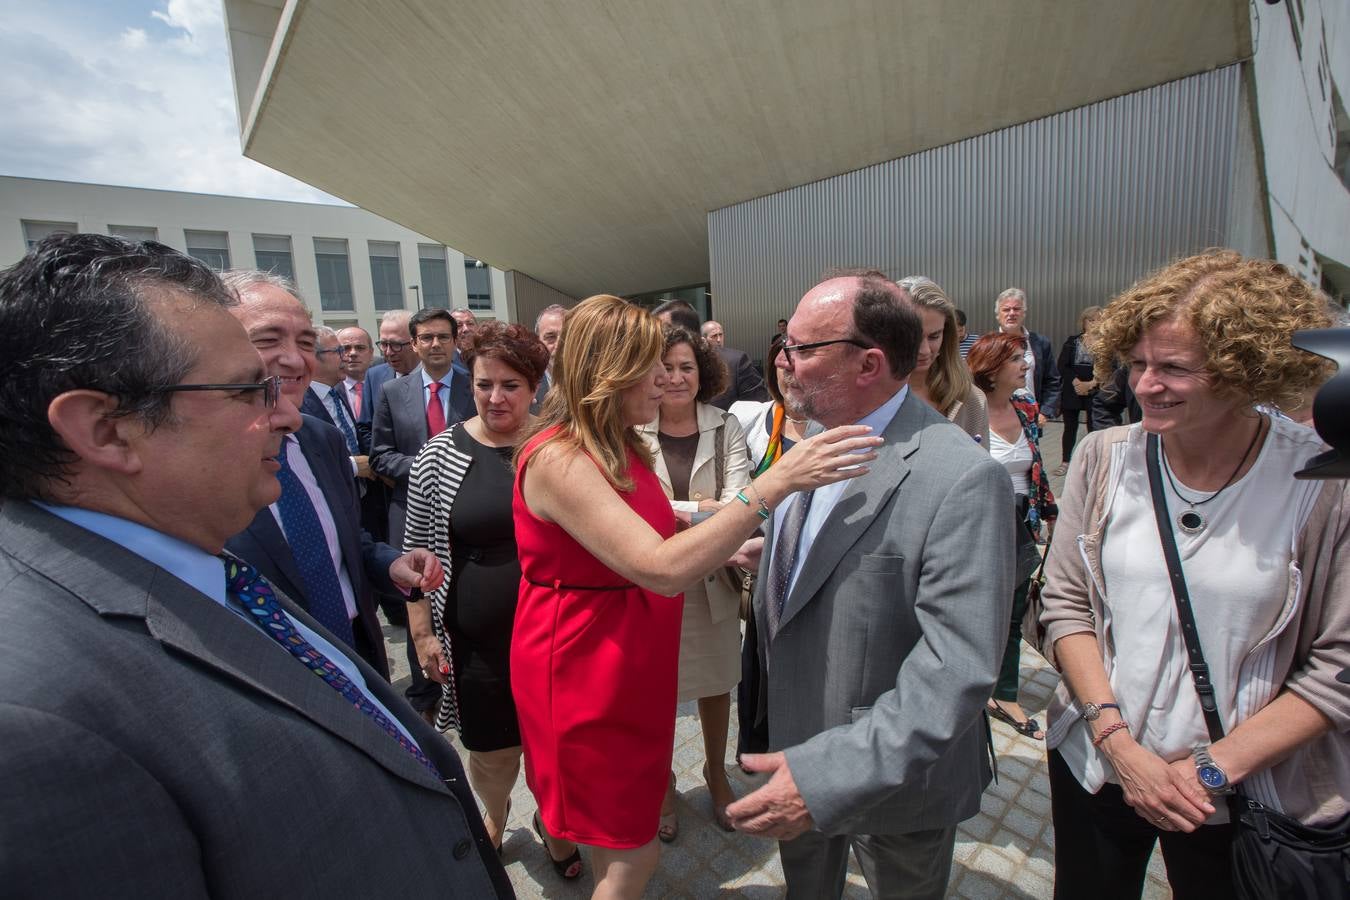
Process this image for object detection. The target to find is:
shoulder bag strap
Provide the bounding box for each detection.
[1144,431,1227,744]
[713,420,726,499]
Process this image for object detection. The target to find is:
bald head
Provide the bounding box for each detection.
[701,320,725,347]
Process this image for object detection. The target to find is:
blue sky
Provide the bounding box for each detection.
[0,0,341,203]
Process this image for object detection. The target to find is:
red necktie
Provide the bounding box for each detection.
[426,381,446,437]
[351,382,362,418]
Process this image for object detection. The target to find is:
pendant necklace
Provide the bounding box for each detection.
[1160,416,1265,535]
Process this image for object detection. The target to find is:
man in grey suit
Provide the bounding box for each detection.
[0,233,512,898]
[728,271,1015,899]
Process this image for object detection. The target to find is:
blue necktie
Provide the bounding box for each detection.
[328,391,360,455]
[274,443,356,648]
[221,555,439,776]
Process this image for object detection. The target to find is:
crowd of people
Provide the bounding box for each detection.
[0,232,1346,900]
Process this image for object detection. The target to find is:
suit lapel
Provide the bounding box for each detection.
[2,503,446,793]
[240,507,306,606]
[774,395,925,633]
[402,372,429,447]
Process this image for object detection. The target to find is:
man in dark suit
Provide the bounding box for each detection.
[304,325,368,456]
[0,233,511,897]
[702,319,769,409]
[996,287,1061,422]
[729,272,1013,899]
[530,303,567,412]
[360,309,417,426]
[371,306,474,716]
[222,272,440,678]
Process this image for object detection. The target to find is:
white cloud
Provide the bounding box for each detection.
[0,2,346,205]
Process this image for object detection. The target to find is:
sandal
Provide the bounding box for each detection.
[987,702,1044,740]
[532,811,583,880]
[658,772,679,842]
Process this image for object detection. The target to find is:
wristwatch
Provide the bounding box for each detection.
[1080,701,1120,721]
[1192,746,1235,796]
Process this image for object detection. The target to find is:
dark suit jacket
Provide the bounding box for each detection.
[709,346,769,410]
[225,415,396,679]
[302,385,368,453]
[360,362,398,425]
[0,500,512,898]
[1026,330,1061,417]
[370,367,473,548]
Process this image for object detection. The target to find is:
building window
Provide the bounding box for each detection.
[252,234,294,279]
[109,225,158,243]
[22,220,77,250]
[184,230,231,270]
[369,241,404,311]
[314,238,354,311]
[465,257,492,310]
[418,244,451,308]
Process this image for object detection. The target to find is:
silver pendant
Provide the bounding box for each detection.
[1177,510,1206,534]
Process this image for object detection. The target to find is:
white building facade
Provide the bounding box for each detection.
[0,176,512,337]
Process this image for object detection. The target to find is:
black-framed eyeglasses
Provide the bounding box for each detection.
[378,339,411,352]
[315,346,341,357]
[779,338,873,362]
[154,375,282,408]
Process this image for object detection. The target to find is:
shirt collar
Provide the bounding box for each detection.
[310,381,333,400]
[34,502,226,606]
[420,368,453,390]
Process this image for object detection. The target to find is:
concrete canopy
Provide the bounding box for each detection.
[229,0,1249,299]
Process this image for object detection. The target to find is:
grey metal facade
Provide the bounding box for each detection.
[504,270,576,330]
[708,64,1253,359]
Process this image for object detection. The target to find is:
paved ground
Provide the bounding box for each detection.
[386,421,1175,898]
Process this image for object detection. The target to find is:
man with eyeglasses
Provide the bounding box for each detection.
[304,326,370,459]
[371,307,475,720]
[729,270,1014,900]
[0,233,512,898]
[359,310,417,427]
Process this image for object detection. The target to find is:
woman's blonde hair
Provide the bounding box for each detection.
[519,294,663,491]
[1088,250,1337,412]
[898,276,975,416]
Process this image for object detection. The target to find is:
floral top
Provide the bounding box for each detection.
[1011,391,1058,529]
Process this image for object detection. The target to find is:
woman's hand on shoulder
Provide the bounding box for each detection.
[765,425,881,497]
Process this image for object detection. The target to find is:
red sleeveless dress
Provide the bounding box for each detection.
[510,429,682,848]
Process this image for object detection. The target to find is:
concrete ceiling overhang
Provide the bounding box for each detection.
[231,0,1250,298]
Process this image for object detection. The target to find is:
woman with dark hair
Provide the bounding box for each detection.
[1055,306,1103,476]
[968,331,1058,740]
[1039,251,1347,899]
[636,326,751,838]
[400,322,580,872]
[510,294,878,898]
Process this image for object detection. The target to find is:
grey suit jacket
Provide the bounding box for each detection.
[751,393,1016,836]
[370,366,474,548]
[0,501,512,898]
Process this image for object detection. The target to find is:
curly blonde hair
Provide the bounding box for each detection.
[518,294,662,491]
[1088,250,1337,413]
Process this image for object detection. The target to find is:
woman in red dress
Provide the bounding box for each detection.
[511,294,880,898]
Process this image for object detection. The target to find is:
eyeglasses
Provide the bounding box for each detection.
[339,343,370,354]
[377,339,411,352]
[154,374,282,408]
[315,346,341,357]
[779,337,873,362]
[414,333,455,346]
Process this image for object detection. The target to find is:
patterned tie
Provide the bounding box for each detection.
[221,555,439,776]
[350,381,362,418]
[327,391,360,455]
[274,442,356,648]
[766,489,815,639]
[426,381,447,438]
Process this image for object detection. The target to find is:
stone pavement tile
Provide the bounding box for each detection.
[1019,784,1052,816]
[1004,805,1047,844]
[963,810,999,841]
[969,846,1018,882]
[954,870,1010,900]
[1013,864,1055,898]
[980,791,1010,818]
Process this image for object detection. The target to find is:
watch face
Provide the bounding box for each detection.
[1198,765,1227,789]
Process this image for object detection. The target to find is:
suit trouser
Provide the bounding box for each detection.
[778,825,956,899]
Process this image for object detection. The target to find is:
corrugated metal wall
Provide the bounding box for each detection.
[708,65,1249,359]
[504,270,577,329]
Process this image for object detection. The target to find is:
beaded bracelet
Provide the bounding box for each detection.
[1092,721,1130,748]
[736,487,771,520]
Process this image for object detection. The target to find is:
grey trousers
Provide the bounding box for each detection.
[779,826,957,900]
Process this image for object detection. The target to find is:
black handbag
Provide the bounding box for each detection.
[1145,433,1350,899]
